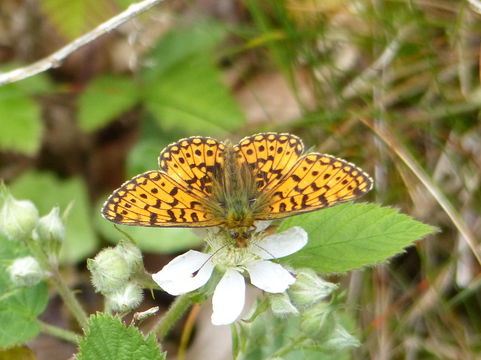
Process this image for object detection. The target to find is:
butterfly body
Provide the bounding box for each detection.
[196,142,264,247]
[102,133,373,247]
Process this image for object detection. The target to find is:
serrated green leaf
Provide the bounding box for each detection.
[76,313,165,360]
[0,85,42,155]
[39,0,116,39]
[141,21,245,136]
[279,203,435,274]
[0,237,48,349]
[10,172,98,264]
[78,75,139,132]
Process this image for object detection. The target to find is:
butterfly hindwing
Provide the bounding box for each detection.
[102,171,222,227]
[260,154,373,219]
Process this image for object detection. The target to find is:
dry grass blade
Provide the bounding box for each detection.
[360,118,481,266]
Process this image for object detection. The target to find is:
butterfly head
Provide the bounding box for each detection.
[226,227,255,248]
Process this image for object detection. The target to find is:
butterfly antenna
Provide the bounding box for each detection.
[113,224,137,245]
[192,244,229,277]
[252,243,276,259]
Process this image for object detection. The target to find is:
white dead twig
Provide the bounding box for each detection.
[0,0,166,86]
[467,0,481,14]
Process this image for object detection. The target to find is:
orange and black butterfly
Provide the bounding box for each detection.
[102,133,373,246]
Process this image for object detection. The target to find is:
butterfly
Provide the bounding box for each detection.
[102,133,373,247]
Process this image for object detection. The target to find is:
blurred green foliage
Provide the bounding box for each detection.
[0,236,48,348]
[0,0,480,357]
[10,172,97,264]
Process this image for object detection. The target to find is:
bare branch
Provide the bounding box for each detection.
[0,0,166,86]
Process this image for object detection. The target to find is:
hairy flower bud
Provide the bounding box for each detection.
[300,302,336,339]
[324,323,360,350]
[269,292,299,317]
[87,248,131,294]
[33,207,65,256]
[0,187,38,241]
[115,241,143,275]
[288,269,337,309]
[8,256,45,287]
[107,283,143,312]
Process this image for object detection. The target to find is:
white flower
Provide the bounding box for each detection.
[152,225,307,326]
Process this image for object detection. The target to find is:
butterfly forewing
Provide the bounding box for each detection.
[234,133,304,191]
[158,137,224,195]
[102,171,222,227]
[260,154,373,219]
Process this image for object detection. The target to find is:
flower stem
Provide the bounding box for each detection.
[178,303,201,360]
[25,238,89,328]
[49,267,89,328]
[270,335,307,358]
[152,294,193,341]
[38,320,81,343]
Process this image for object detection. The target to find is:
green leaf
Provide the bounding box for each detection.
[279,203,435,274]
[76,313,165,360]
[143,21,226,76]
[0,237,48,349]
[10,172,98,264]
[39,0,116,39]
[141,21,245,136]
[0,85,42,155]
[78,75,139,132]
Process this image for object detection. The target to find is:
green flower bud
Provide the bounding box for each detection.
[0,187,38,241]
[8,256,45,287]
[33,207,65,256]
[300,302,336,340]
[269,292,299,317]
[88,248,131,294]
[107,283,143,312]
[324,323,360,350]
[115,241,143,275]
[288,269,337,309]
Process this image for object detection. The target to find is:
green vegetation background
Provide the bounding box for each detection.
[0,0,480,359]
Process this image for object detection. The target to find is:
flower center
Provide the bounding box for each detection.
[205,227,262,268]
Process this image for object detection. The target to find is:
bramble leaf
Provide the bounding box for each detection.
[76,313,165,360]
[279,203,435,273]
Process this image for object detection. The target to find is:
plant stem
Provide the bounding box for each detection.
[50,267,89,328]
[270,336,307,358]
[26,238,89,328]
[152,294,193,341]
[38,320,81,344]
[178,303,201,360]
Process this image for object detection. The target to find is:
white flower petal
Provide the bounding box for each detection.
[245,260,295,293]
[251,226,307,259]
[253,220,272,233]
[211,269,245,325]
[152,250,214,296]
[190,226,221,239]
